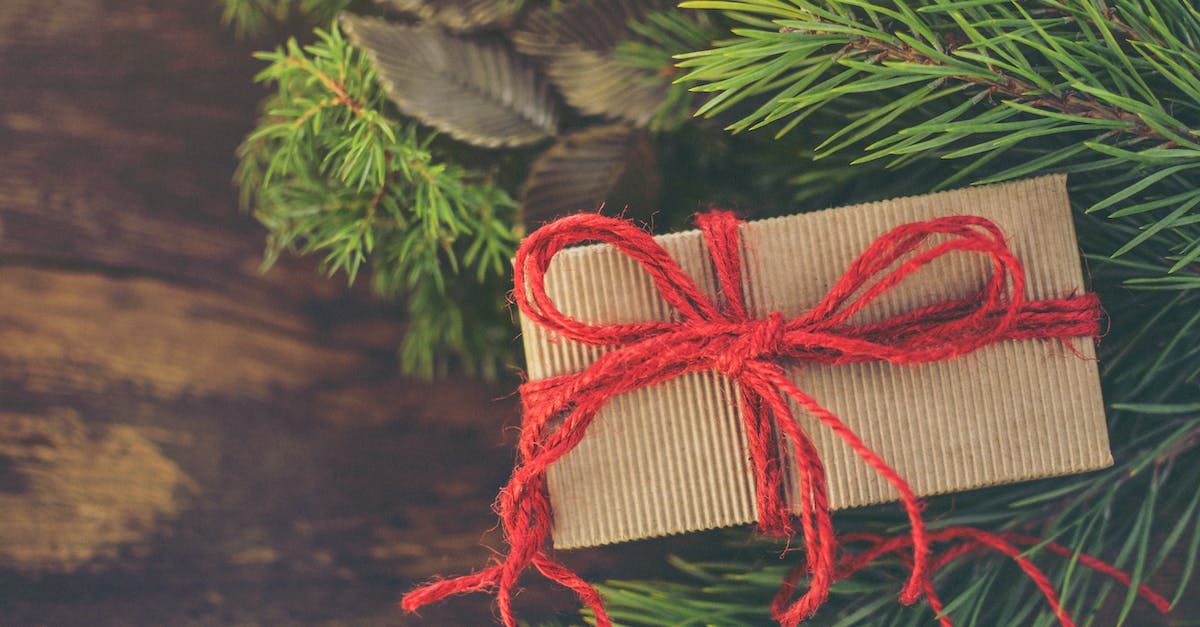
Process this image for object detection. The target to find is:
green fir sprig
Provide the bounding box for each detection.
[235,24,519,377]
[230,0,729,378]
[677,0,1200,273]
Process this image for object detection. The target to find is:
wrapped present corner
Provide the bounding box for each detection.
[518,174,1112,550]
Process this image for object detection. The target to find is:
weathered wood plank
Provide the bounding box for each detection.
[0,0,357,305]
[0,1,577,624]
[0,268,373,400]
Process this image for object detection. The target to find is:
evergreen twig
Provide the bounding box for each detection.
[236,24,519,377]
[677,0,1200,270]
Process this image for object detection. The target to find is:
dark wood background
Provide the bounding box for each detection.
[0,2,729,624]
[0,1,628,624]
[0,2,1192,626]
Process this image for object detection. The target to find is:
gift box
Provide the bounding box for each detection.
[519,174,1111,550]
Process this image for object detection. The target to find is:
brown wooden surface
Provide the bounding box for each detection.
[0,2,564,624]
[0,2,722,625]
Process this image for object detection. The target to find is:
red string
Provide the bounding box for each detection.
[402,211,1168,626]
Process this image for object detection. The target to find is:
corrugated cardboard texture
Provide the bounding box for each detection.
[519,175,1112,550]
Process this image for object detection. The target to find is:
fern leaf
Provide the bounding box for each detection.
[515,0,679,127]
[519,123,660,223]
[342,13,558,147]
[377,0,525,32]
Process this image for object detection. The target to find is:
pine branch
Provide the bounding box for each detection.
[677,0,1200,271]
[236,23,519,377]
[228,3,728,376]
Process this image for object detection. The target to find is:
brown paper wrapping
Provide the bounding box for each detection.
[519,175,1111,550]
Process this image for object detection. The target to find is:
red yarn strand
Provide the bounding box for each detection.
[402,211,1167,626]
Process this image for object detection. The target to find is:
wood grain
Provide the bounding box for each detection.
[0,1,565,624]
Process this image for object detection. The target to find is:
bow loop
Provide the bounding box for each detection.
[514,213,725,347]
[801,216,1023,336]
[785,217,1031,368]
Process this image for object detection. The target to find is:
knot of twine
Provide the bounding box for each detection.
[402,211,1169,627]
[714,312,788,378]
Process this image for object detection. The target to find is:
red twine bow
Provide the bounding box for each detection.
[402,211,1170,626]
